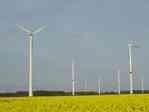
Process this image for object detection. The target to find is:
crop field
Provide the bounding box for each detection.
[0,94,149,112]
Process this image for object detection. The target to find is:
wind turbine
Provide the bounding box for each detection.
[16,24,46,97]
[98,78,101,95]
[117,69,120,94]
[72,59,75,96]
[84,79,87,91]
[128,41,140,94]
[141,77,144,94]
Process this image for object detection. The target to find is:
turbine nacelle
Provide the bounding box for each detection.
[128,40,140,48]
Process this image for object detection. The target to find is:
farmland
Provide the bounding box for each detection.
[0,94,149,112]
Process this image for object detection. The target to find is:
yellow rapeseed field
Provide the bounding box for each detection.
[0,94,149,112]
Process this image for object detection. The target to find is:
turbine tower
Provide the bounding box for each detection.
[128,41,139,94]
[84,80,87,91]
[141,78,144,94]
[72,59,75,96]
[117,69,120,94]
[16,24,46,97]
[98,78,101,95]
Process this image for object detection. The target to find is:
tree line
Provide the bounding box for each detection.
[0,90,148,97]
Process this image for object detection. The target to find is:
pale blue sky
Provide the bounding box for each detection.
[0,0,149,92]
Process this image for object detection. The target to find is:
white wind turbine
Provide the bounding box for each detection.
[72,59,75,96]
[84,79,87,91]
[16,24,46,97]
[141,77,144,94]
[128,41,140,94]
[117,69,120,94]
[98,77,101,95]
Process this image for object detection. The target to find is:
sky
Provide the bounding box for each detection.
[0,0,149,92]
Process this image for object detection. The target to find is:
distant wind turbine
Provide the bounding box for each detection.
[141,78,144,94]
[84,80,87,91]
[72,59,75,96]
[128,41,140,94]
[117,69,120,94]
[98,78,101,95]
[16,24,46,97]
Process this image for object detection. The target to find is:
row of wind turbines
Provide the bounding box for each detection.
[16,24,143,97]
[70,38,143,96]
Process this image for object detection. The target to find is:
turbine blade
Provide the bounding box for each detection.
[33,25,46,34]
[16,24,31,33]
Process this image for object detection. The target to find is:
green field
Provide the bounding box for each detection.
[0,94,149,112]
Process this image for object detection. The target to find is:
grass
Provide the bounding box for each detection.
[0,94,149,112]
